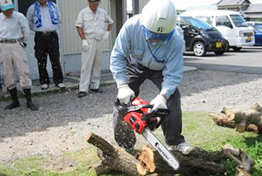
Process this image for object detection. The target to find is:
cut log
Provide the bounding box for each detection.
[208,112,235,128]
[209,103,262,133]
[87,133,141,176]
[137,146,225,176]
[87,133,254,176]
[137,144,254,176]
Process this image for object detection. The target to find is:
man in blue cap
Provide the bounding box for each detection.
[0,0,38,110]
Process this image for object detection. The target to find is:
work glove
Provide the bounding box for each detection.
[150,94,167,111]
[117,84,135,105]
[103,31,110,40]
[82,39,89,52]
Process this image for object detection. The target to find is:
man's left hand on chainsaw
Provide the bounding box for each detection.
[117,84,135,104]
[150,94,167,111]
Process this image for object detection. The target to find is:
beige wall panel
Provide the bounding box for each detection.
[139,0,149,13]
[60,0,111,55]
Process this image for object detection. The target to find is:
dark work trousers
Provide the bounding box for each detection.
[34,32,63,85]
[113,56,185,149]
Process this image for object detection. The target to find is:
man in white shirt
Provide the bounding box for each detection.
[75,0,113,98]
[0,0,38,110]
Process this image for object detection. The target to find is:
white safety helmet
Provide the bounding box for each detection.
[141,0,176,42]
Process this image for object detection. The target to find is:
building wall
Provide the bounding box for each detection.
[60,0,112,55]
[60,0,113,75]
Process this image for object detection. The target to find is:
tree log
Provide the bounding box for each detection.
[87,133,141,176]
[87,133,254,176]
[137,146,225,176]
[209,103,262,133]
[137,144,254,176]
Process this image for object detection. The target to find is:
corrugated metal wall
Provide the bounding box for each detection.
[60,0,111,55]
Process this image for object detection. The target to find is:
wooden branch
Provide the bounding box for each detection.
[209,103,262,133]
[87,133,141,176]
[208,112,235,128]
[222,144,254,172]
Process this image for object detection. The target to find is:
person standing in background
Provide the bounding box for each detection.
[26,0,65,90]
[0,0,38,110]
[75,0,113,98]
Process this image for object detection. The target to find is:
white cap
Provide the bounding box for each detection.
[140,0,177,34]
[0,0,15,11]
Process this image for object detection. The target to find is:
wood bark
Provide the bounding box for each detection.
[87,133,141,176]
[137,146,225,176]
[209,103,262,133]
[87,133,254,176]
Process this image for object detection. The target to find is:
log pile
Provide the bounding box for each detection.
[87,133,254,176]
[208,103,262,134]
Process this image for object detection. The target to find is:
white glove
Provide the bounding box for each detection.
[82,39,89,52]
[103,31,110,40]
[150,94,167,111]
[117,84,135,104]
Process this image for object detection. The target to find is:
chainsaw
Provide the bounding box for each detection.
[115,97,180,170]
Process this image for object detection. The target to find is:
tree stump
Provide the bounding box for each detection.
[209,103,262,133]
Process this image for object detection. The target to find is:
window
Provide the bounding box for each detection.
[230,14,248,27]
[177,18,188,29]
[216,16,232,28]
[185,17,213,30]
[254,23,262,32]
[196,16,213,25]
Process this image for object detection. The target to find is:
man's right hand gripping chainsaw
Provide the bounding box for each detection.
[115,97,180,170]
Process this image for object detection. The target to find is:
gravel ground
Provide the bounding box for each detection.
[0,70,262,164]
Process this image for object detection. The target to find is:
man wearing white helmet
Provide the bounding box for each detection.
[110,0,193,154]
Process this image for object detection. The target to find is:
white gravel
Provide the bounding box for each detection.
[0,70,262,163]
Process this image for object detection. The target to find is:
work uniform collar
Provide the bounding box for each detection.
[0,11,14,19]
[86,5,101,15]
[36,1,49,7]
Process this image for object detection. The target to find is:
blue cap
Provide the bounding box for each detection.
[0,0,15,11]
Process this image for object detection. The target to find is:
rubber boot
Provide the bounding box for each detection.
[23,88,38,111]
[5,87,20,110]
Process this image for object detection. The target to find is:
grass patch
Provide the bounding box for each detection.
[0,111,261,176]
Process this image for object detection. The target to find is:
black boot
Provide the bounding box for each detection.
[5,87,20,110]
[23,88,38,111]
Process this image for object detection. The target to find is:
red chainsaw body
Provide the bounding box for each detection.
[124,112,146,134]
[123,98,151,134]
[131,97,150,114]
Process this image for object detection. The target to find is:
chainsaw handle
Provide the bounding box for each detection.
[114,100,170,131]
[143,108,170,130]
[127,104,153,112]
